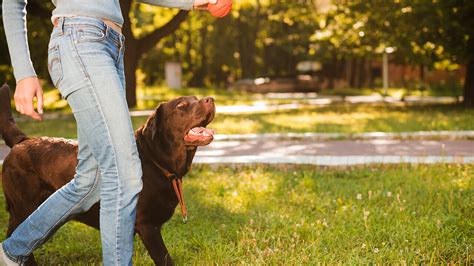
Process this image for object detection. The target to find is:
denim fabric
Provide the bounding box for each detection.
[2,17,143,266]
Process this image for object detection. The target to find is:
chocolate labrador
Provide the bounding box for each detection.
[0,84,215,265]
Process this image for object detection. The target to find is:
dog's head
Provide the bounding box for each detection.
[139,96,215,173]
[150,95,215,146]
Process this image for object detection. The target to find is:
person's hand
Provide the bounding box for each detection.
[14,76,43,121]
[193,0,217,10]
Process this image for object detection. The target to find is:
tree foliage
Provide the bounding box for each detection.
[0,0,473,105]
[139,0,319,87]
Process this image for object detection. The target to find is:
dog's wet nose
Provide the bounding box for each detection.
[203,97,214,104]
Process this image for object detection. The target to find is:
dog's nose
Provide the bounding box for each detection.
[203,97,214,104]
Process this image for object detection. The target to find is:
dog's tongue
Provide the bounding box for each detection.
[184,127,215,146]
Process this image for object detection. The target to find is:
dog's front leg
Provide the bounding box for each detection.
[24,255,37,266]
[137,225,174,266]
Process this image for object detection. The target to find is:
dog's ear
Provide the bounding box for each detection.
[150,104,164,141]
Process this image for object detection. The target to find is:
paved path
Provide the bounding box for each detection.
[2,139,473,166]
[194,139,474,165]
[214,131,474,141]
[198,139,474,157]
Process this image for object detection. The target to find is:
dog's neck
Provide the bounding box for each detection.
[136,126,192,223]
[135,126,195,178]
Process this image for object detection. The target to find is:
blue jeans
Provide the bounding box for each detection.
[3,17,143,265]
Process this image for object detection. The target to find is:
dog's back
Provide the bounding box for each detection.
[0,84,81,242]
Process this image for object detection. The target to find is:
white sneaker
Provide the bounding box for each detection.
[0,243,20,266]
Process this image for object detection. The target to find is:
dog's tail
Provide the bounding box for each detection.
[0,84,28,148]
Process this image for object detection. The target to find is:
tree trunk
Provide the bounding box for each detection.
[353,57,362,88]
[348,58,356,87]
[121,0,138,107]
[344,58,351,88]
[464,58,474,107]
[124,41,139,107]
[184,19,193,72]
[120,0,189,107]
[237,0,261,79]
[359,57,366,88]
[364,58,372,88]
[419,64,425,82]
[327,51,337,89]
[189,26,207,87]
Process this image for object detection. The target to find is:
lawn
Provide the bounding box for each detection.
[132,86,465,109]
[0,164,471,264]
[14,103,474,139]
[37,86,300,111]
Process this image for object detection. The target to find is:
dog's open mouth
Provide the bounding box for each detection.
[184,105,216,146]
[184,127,215,146]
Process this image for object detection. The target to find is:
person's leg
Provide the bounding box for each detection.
[2,123,101,264]
[3,17,142,265]
[54,17,142,265]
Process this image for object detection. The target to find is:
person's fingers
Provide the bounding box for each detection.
[31,112,42,121]
[37,90,44,115]
[27,110,41,121]
[193,0,217,8]
[24,100,42,121]
[25,106,42,120]
[13,94,20,113]
[20,96,28,115]
[194,0,207,5]
[23,99,34,116]
[16,95,25,114]
[14,76,44,120]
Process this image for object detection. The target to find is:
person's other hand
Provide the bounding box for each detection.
[193,0,217,10]
[14,76,43,121]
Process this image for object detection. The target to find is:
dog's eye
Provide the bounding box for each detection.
[176,101,189,109]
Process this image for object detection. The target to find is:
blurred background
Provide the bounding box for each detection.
[0,0,473,264]
[0,0,473,108]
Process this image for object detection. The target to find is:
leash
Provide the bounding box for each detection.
[150,158,188,224]
[136,134,188,223]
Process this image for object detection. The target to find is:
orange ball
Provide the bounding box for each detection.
[208,0,232,18]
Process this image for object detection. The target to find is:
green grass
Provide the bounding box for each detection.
[15,103,474,139]
[39,86,296,111]
[137,86,265,108]
[0,164,472,264]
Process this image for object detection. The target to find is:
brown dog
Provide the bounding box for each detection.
[0,84,215,265]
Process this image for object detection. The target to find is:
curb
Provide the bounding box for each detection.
[213,131,474,141]
[1,131,474,146]
[194,155,474,165]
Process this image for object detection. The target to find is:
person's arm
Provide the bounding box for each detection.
[2,0,43,120]
[136,0,216,10]
[136,0,194,10]
[2,0,36,80]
